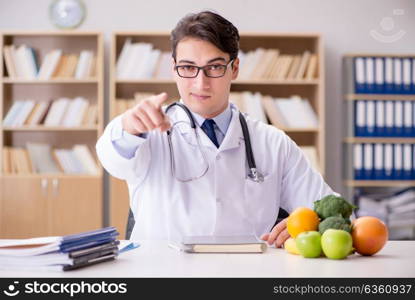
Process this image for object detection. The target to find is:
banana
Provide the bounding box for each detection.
[284,237,300,255]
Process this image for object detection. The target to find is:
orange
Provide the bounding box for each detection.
[286,207,320,238]
[352,216,388,256]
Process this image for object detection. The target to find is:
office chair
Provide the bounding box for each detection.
[125,207,290,239]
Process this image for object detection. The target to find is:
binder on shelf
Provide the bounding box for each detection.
[375,100,386,136]
[354,144,364,180]
[394,101,403,137]
[354,57,366,93]
[385,101,394,137]
[393,58,403,94]
[393,144,403,180]
[402,58,412,94]
[384,143,394,180]
[374,143,384,180]
[403,144,412,180]
[375,57,384,94]
[365,57,375,94]
[366,100,375,136]
[355,100,366,136]
[403,101,413,137]
[363,143,373,180]
[384,57,394,94]
[412,58,415,94]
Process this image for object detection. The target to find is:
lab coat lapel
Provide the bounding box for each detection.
[218,108,244,151]
[170,104,216,149]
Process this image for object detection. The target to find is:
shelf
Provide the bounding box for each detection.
[0,173,103,179]
[279,127,319,132]
[2,78,99,84]
[345,94,415,101]
[344,180,415,187]
[233,79,320,85]
[116,79,174,84]
[115,79,320,85]
[344,53,415,58]
[2,126,99,131]
[344,137,415,144]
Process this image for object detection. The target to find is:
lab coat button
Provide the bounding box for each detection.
[216,197,220,203]
[216,155,221,160]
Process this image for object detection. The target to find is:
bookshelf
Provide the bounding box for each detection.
[109,32,326,238]
[343,54,415,239]
[0,31,104,238]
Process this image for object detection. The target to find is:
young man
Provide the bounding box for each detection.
[96,11,335,246]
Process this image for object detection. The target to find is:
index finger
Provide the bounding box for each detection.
[152,92,169,109]
[267,218,288,245]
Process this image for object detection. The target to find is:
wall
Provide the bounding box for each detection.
[1,0,414,197]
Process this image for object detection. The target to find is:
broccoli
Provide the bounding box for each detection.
[318,216,352,234]
[313,194,357,219]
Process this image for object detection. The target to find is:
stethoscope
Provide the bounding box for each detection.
[165,102,264,183]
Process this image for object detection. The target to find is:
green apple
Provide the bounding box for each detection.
[321,229,353,259]
[295,231,322,258]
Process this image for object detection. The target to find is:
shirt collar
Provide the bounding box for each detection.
[190,103,232,136]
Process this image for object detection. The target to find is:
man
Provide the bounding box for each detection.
[96,11,335,247]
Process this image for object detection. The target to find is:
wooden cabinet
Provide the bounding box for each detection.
[0,176,102,238]
[1,176,49,238]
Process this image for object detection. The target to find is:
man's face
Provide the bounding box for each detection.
[173,38,239,119]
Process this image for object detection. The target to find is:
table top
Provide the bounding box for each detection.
[1,240,414,278]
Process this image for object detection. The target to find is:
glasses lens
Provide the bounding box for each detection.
[204,65,227,77]
[177,66,198,78]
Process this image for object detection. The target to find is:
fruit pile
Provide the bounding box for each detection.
[284,194,389,259]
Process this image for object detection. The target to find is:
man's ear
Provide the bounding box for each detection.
[231,57,239,80]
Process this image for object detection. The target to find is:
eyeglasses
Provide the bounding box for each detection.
[174,60,234,78]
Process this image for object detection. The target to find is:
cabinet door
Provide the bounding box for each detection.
[49,177,102,236]
[0,177,49,238]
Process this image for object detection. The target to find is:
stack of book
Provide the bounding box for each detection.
[2,143,100,175]
[230,92,318,129]
[352,56,415,94]
[3,97,97,127]
[356,188,415,239]
[354,100,414,137]
[3,45,96,79]
[116,39,172,79]
[353,143,414,180]
[238,49,318,80]
[0,227,120,271]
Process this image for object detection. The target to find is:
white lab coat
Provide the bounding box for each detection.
[96,104,334,241]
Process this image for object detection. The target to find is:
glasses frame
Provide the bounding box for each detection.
[174,59,234,78]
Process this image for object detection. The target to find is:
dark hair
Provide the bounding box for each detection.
[171,11,240,61]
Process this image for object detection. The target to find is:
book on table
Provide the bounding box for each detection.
[171,235,267,253]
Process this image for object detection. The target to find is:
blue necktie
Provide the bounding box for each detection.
[201,119,219,148]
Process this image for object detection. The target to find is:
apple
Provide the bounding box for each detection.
[321,229,353,259]
[295,231,322,258]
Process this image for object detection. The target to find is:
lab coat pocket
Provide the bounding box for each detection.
[244,173,279,231]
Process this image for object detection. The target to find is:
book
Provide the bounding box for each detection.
[3,45,17,77]
[172,235,267,253]
[261,96,286,128]
[295,51,311,79]
[72,144,99,175]
[75,50,94,79]
[26,143,60,173]
[0,227,120,271]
